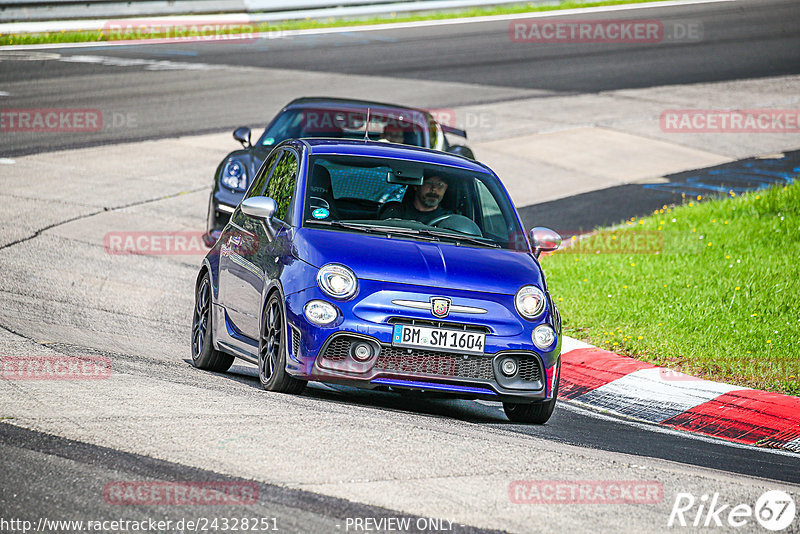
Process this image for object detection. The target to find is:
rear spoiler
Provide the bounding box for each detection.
[441,125,467,139]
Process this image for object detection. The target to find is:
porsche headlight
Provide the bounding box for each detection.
[317,264,357,299]
[220,159,247,191]
[515,286,546,319]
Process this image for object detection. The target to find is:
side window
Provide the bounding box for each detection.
[264,150,298,222]
[244,151,283,201]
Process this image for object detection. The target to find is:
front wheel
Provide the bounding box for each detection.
[503,361,560,424]
[258,293,307,394]
[191,271,234,372]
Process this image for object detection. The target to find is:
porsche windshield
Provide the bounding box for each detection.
[302,155,527,251]
[258,108,429,148]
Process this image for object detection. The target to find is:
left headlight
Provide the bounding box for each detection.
[317,264,358,299]
[220,159,247,191]
[515,285,546,319]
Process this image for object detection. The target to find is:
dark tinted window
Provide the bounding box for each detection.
[264,150,298,222]
[257,108,428,148]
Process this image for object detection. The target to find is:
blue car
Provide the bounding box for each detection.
[191,139,563,423]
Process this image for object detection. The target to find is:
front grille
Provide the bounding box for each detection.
[321,336,351,361]
[518,357,542,382]
[375,346,495,381]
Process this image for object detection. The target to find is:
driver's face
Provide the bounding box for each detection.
[416,176,448,209]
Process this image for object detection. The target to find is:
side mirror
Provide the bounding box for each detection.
[241,196,277,239]
[233,126,251,148]
[530,227,561,258]
[241,196,276,219]
[446,144,475,160]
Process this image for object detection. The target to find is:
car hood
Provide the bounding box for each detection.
[293,227,543,295]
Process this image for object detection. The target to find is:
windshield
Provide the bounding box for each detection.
[302,155,527,251]
[257,107,429,148]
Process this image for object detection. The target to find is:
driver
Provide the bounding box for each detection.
[380,173,452,225]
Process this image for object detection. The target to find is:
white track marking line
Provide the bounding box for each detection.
[575,367,745,423]
[560,336,593,353]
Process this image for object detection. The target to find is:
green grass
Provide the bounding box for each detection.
[541,182,800,396]
[1,0,670,46]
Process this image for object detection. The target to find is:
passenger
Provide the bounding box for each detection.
[380,124,405,144]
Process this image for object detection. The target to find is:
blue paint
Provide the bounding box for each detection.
[371,378,497,396]
[644,155,800,196]
[393,324,403,344]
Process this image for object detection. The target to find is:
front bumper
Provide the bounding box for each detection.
[282,281,560,403]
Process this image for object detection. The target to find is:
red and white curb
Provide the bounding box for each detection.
[559,337,800,452]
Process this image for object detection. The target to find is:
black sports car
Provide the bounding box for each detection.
[203,97,474,245]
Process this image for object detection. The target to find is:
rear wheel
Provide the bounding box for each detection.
[503,361,560,424]
[191,271,234,372]
[258,293,306,394]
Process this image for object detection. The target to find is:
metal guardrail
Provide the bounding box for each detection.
[0,0,458,22]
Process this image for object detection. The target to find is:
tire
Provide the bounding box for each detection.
[258,293,307,394]
[191,271,234,372]
[503,361,560,424]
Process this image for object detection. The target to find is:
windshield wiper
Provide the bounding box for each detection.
[305,220,440,241]
[305,220,500,248]
[415,228,501,249]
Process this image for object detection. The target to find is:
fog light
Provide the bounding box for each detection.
[501,358,518,377]
[533,324,556,350]
[351,342,373,362]
[304,300,337,326]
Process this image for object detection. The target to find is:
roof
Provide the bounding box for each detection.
[299,139,490,174]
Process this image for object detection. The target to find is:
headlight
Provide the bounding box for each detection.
[220,159,247,191]
[317,264,357,299]
[304,300,337,326]
[533,324,556,350]
[515,286,546,319]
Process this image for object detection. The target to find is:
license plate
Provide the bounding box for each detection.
[392,324,485,354]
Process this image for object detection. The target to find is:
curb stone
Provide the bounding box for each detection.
[559,337,800,452]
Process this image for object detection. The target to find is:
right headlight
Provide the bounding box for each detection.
[317,264,358,299]
[515,285,546,319]
[220,159,247,191]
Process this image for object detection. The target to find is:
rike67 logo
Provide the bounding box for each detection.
[669,490,796,531]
